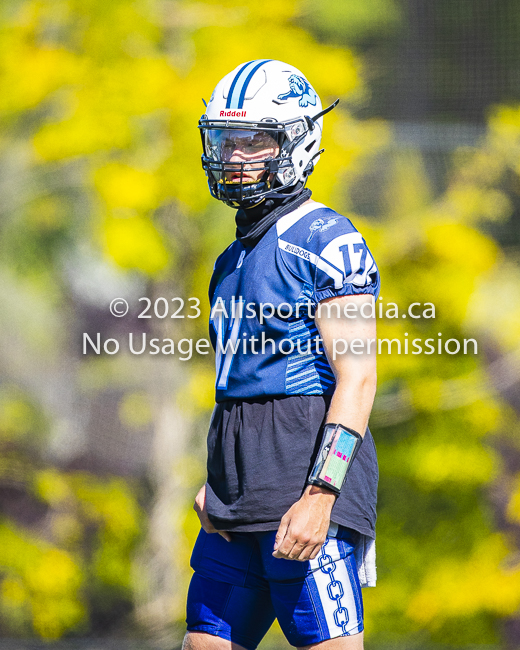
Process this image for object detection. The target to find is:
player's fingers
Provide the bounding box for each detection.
[287,531,316,560]
[194,507,218,535]
[200,518,217,534]
[272,535,296,559]
[297,543,319,562]
[193,485,206,512]
[273,517,289,551]
[308,542,323,560]
[287,541,308,561]
[218,531,232,542]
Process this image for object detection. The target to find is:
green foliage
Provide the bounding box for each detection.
[358,131,520,643]
[38,470,143,626]
[0,521,85,639]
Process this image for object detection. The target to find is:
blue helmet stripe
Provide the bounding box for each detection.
[226,59,272,109]
[236,59,272,108]
[226,60,258,109]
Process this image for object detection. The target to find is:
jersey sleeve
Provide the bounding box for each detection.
[312,218,380,304]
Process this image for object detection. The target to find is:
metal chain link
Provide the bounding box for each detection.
[318,539,350,635]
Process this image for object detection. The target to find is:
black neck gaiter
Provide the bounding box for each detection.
[235,186,312,248]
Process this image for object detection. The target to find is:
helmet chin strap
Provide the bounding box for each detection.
[305,99,340,131]
[239,176,307,207]
[261,183,307,202]
[311,98,340,122]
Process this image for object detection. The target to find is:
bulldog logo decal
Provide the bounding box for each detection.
[307,218,339,243]
[277,74,317,108]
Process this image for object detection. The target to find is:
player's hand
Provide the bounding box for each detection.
[272,484,336,561]
[193,484,232,542]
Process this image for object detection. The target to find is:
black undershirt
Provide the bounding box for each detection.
[205,395,378,537]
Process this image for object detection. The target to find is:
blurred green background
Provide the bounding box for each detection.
[1,0,520,647]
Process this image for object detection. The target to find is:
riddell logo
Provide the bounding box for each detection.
[220,110,247,117]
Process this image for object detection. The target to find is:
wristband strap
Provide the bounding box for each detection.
[307,423,363,495]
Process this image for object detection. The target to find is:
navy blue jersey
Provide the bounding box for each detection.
[209,202,380,402]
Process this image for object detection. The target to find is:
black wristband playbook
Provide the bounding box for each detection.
[307,423,363,495]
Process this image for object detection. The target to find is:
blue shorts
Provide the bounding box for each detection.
[186,526,363,649]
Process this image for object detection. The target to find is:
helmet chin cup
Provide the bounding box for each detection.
[216,178,269,208]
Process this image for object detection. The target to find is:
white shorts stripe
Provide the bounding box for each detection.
[308,538,361,637]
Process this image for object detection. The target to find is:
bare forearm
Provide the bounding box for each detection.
[316,294,377,436]
[326,373,377,437]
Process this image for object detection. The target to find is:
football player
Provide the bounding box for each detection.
[184,60,380,650]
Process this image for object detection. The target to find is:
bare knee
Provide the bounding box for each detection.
[183,631,249,650]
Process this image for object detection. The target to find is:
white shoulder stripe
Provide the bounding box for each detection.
[278,238,319,265]
[276,202,327,236]
[278,238,344,289]
[316,257,344,289]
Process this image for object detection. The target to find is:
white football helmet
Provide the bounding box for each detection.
[198,59,338,208]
